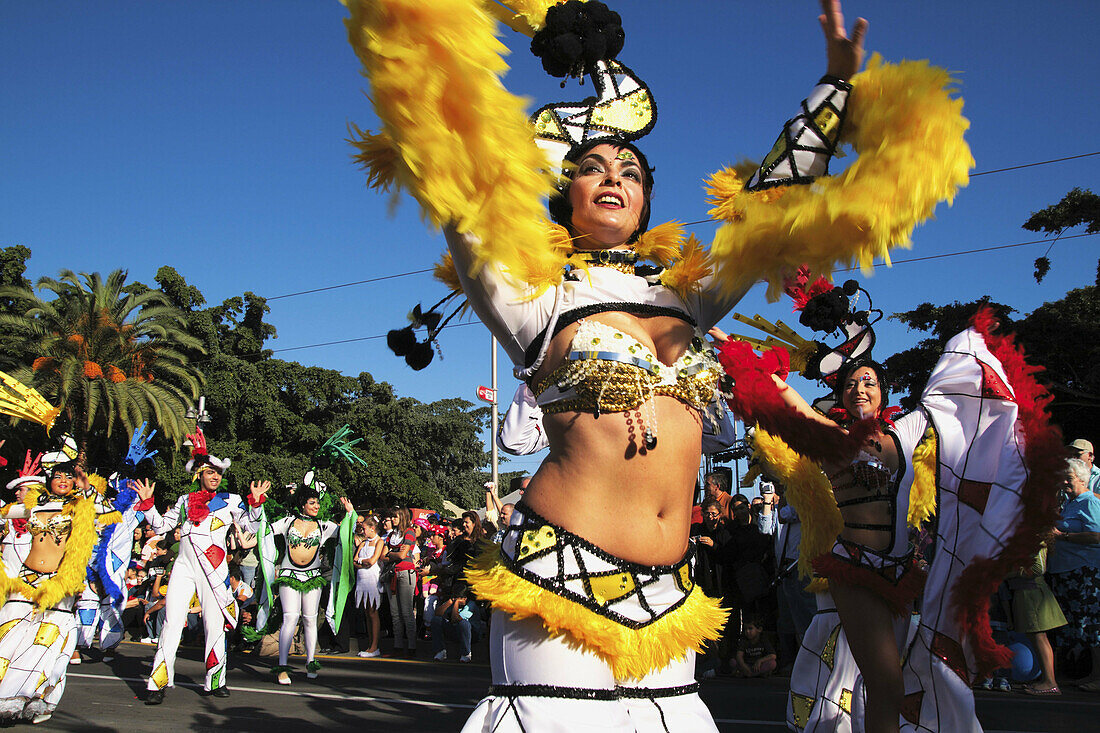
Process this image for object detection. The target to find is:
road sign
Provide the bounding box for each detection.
[476,385,497,403]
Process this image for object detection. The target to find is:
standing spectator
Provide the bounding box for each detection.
[354,516,385,658]
[446,512,485,577]
[703,471,734,521]
[1048,457,1100,691]
[691,498,735,676]
[1069,439,1100,496]
[1008,540,1066,696]
[757,480,816,661]
[384,508,419,657]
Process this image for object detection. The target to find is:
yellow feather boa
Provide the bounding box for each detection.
[344,0,560,286]
[908,426,938,528]
[465,542,728,681]
[0,487,97,611]
[753,428,840,592]
[708,55,973,301]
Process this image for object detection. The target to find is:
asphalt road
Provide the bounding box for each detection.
[34,641,1100,732]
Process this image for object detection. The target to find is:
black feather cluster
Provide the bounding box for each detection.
[799,287,851,334]
[530,1,624,78]
[386,303,442,370]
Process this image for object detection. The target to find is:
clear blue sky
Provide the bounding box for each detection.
[3,2,1098,478]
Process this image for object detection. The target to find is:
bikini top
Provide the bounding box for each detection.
[288,523,321,549]
[27,511,72,543]
[831,449,901,533]
[533,319,723,417]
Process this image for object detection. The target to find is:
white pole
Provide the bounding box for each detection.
[491,334,499,497]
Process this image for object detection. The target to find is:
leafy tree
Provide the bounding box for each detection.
[1022,187,1100,283]
[0,270,204,466]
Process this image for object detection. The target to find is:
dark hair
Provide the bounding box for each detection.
[460,510,485,540]
[701,498,722,514]
[547,137,655,244]
[731,493,749,506]
[834,358,889,402]
[295,488,320,512]
[48,461,77,479]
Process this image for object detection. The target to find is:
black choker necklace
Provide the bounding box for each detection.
[576,250,639,276]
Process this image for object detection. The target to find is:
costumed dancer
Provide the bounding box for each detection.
[248,425,363,682]
[0,458,144,724]
[343,1,966,730]
[265,488,356,685]
[716,279,1062,731]
[344,0,970,727]
[74,425,157,662]
[141,429,268,704]
[2,452,41,577]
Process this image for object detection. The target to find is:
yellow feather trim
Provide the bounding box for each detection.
[490,1,560,32]
[659,234,712,296]
[465,543,728,681]
[908,427,938,528]
[634,221,686,266]
[753,428,841,583]
[345,0,560,286]
[740,463,762,489]
[97,510,122,528]
[708,56,973,301]
[433,252,464,295]
[347,124,403,193]
[1,489,96,611]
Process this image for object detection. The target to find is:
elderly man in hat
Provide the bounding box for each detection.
[1069,439,1100,496]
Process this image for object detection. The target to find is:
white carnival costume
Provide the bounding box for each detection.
[75,425,156,656]
[142,430,265,696]
[0,466,136,723]
[342,1,970,729]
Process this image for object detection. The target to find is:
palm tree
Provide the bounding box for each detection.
[0,269,204,465]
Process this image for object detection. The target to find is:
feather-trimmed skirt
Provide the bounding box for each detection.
[0,576,78,721]
[461,502,724,732]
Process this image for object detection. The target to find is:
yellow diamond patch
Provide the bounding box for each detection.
[151,661,169,689]
[821,623,842,670]
[518,526,556,558]
[814,106,840,140]
[33,622,60,647]
[35,671,47,691]
[226,602,237,620]
[676,563,694,593]
[0,658,9,677]
[0,619,19,639]
[210,517,225,531]
[587,572,635,606]
[839,688,853,714]
[790,692,815,730]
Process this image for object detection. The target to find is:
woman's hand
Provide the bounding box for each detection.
[708,327,730,345]
[340,496,355,515]
[135,479,156,504]
[698,536,715,548]
[819,0,867,81]
[73,465,92,493]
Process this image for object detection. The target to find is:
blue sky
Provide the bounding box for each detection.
[3,1,1098,478]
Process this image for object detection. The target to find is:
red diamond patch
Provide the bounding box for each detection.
[206,649,219,669]
[958,479,992,514]
[900,691,924,724]
[204,545,225,568]
[978,360,1014,402]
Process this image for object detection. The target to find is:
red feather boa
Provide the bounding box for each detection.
[716,339,879,464]
[813,554,927,617]
[949,307,1065,678]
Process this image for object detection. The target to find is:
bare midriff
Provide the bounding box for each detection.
[526,312,704,566]
[288,518,320,567]
[25,511,67,574]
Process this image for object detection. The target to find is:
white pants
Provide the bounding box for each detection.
[278,584,322,666]
[461,611,718,733]
[146,553,232,692]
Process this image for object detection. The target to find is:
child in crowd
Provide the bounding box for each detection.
[735,617,777,678]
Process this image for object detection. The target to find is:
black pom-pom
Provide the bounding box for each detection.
[311,450,333,470]
[405,341,435,371]
[842,279,859,296]
[530,1,624,79]
[800,288,850,333]
[387,326,417,357]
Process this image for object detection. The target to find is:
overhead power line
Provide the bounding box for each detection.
[262,151,1099,303]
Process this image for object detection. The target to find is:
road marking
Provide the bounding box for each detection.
[67,672,477,710]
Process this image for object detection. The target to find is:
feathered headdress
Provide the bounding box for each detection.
[184,428,230,475]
